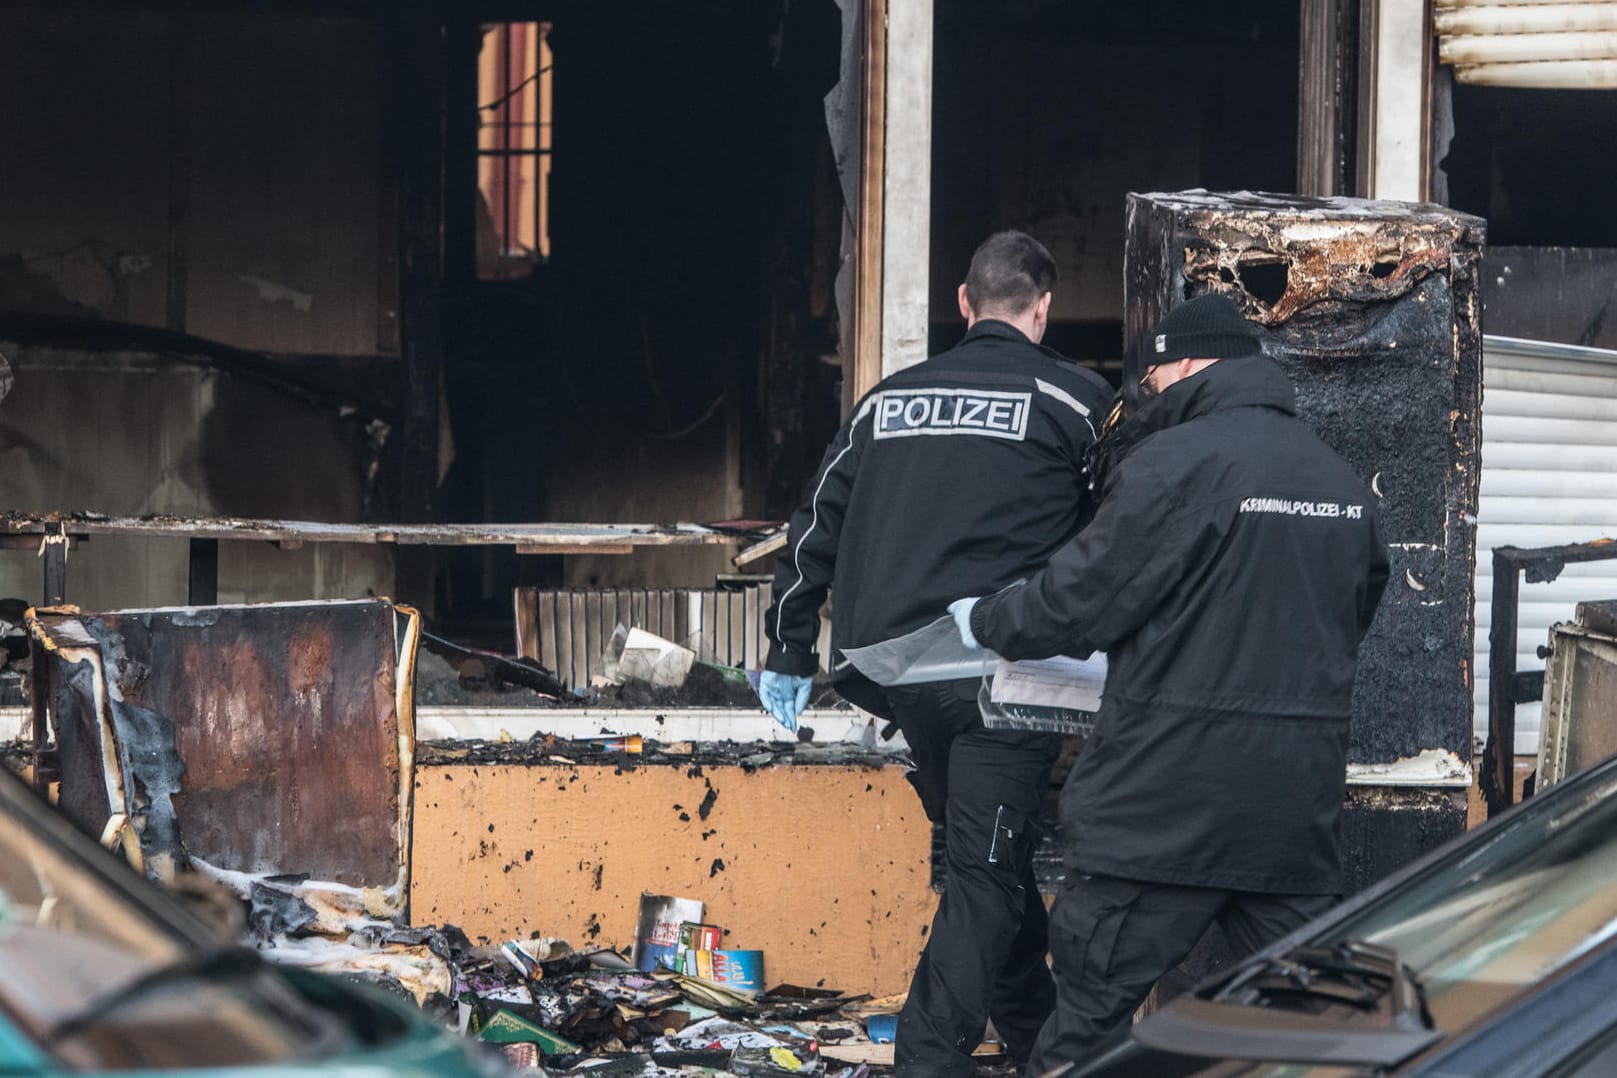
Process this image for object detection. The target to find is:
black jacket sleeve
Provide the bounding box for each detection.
[763,411,865,676]
[970,453,1204,661]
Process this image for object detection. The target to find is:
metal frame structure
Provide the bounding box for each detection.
[0,514,756,608]
[1484,538,1617,817]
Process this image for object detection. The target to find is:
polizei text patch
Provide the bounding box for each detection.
[872,388,1032,441]
[1240,496,1365,519]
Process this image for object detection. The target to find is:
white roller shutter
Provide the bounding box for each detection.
[1475,336,1617,753]
[1436,0,1617,88]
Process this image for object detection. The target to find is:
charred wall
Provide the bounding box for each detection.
[0,8,398,607]
[411,758,935,997]
[1440,82,1617,354]
[1482,246,1617,351]
[0,350,392,609]
[0,9,392,354]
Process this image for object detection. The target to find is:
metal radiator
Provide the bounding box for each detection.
[515,585,831,690]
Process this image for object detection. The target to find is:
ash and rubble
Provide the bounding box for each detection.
[416,729,895,771]
[1,723,927,1077]
[165,707,921,1075]
[306,930,1014,1077]
[313,928,898,1076]
[11,599,953,1074]
[416,635,843,715]
[191,862,976,1077]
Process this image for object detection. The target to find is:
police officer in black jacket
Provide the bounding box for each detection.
[756,231,1113,1077]
[949,293,1391,1075]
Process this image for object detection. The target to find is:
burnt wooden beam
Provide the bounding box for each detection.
[0,513,749,550]
[847,0,886,414]
[1484,547,1521,816]
[165,11,193,332]
[388,8,448,528]
[386,7,451,616]
[0,533,78,609]
[1297,0,1359,196]
[42,533,66,607]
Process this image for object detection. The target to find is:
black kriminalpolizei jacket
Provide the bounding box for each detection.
[763,320,1113,718]
[971,353,1389,895]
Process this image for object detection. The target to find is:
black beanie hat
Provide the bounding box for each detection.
[1145,293,1262,366]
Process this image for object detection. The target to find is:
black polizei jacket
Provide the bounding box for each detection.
[763,320,1113,721]
[970,354,1389,894]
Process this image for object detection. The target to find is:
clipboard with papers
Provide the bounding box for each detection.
[977,654,1104,736]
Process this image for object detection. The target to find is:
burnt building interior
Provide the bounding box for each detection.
[0,0,1304,646]
[11,0,1615,1023]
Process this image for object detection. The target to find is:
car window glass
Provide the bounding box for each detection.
[0,806,188,1034]
[0,783,354,1070]
[1321,770,1617,1029]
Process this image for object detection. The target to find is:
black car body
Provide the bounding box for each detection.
[1079,754,1617,1078]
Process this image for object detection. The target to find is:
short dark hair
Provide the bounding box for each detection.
[963,231,1057,316]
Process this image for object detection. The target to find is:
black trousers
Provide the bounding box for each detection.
[885,679,1064,1078]
[1026,874,1338,1076]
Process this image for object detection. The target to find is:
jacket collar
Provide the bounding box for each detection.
[1126,354,1296,441]
[961,319,1032,345]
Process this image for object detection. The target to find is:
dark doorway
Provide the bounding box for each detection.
[1442,85,1617,249]
[928,0,1302,380]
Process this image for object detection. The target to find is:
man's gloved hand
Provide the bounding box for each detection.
[948,597,982,649]
[757,671,813,731]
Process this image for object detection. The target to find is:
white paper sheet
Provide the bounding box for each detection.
[990,654,1107,712]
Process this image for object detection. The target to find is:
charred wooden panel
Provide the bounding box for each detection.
[1124,191,1486,765]
[30,600,416,895]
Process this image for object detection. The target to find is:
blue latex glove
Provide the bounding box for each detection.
[758,670,813,731]
[948,597,982,650]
